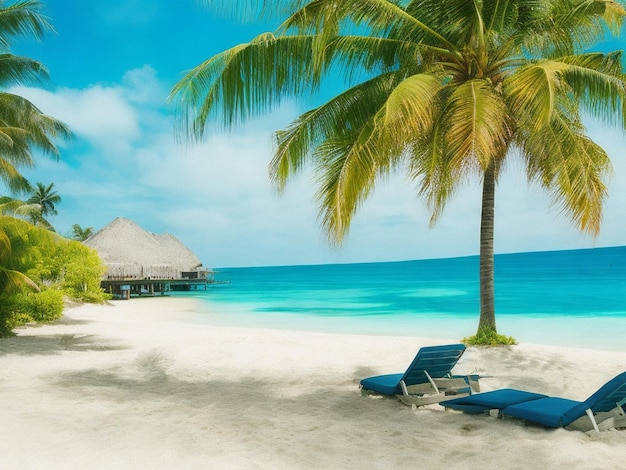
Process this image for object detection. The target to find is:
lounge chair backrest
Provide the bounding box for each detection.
[399,344,466,388]
[561,371,626,426]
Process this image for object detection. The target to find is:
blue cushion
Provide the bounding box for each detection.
[360,373,403,395]
[444,388,548,414]
[503,397,581,428]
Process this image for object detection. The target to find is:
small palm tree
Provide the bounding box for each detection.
[0,194,41,224]
[172,0,626,339]
[71,223,93,241]
[26,182,60,228]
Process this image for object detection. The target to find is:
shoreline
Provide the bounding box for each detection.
[183,294,626,352]
[1,297,625,469]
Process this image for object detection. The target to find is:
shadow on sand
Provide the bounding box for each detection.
[0,333,130,357]
[46,349,395,427]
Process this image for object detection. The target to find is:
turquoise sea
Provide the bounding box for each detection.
[175,246,626,351]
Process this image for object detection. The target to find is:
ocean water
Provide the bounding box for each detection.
[175,246,626,351]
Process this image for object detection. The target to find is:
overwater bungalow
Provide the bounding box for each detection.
[84,217,217,299]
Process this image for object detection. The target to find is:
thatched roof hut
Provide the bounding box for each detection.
[84,217,208,281]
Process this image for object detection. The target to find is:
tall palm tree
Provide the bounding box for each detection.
[172,0,626,338]
[0,1,71,301]
[0,0,71,194]
[26,181,60,228]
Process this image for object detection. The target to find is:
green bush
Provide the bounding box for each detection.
[0,299,32,335]
[46,239,106,301]
[5,312,34,329]
[0,295,23,336]
[0,290,64,336]
[21,289,64,322]
[3,217,108,304]
[70,289,111,303]
[1,217,107,337]
[462,327,517,347]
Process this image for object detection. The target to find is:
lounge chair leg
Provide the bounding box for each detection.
[400,380,409,396]
[585,408,600,433]
[424,371,440,394]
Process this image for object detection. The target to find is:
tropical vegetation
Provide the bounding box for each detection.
[172,0,626,344]
[0,213,108,336]
[0,1,106,336]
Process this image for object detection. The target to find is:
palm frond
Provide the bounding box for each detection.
[171,33,315,137]
[0,0,53,49]
[481,0,542,33]
[0,53,47,85]
[519,0,626,57]
[195,0,310,22]
[278,0,456,49]
[271,70,406,191]
[518,98,612,234]
[443,79,513,172]
[0,267,39,294]
[314,118,386,243]
[559,52,626,125]
[374,72,442,150]
[0,151,32,193]
[504,60,571,131]
[408,122,458,225]
[327,35,437,78]
[0,93,71,157]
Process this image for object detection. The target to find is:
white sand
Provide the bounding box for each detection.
[1,298,625,469]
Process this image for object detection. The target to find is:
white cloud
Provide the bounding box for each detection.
[11,84,140,152]
[121,65,168,106]
[127,108,327,266]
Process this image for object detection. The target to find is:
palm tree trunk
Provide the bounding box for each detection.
[478,161,496,333]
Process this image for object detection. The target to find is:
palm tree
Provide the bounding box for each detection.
[0,193,42,223]
[0,0,71,194]
[0,1,71,311]
[26,181,60,228]
[0,1,71,288]
[71,223,93,241]
[172,0,626,339]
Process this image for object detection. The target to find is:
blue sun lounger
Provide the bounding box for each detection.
[444,371,626,432]
[360,344,480,406]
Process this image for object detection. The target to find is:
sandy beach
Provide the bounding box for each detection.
[1,298,625,469]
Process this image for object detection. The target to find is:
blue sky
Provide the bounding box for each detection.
[6,0,626,268]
